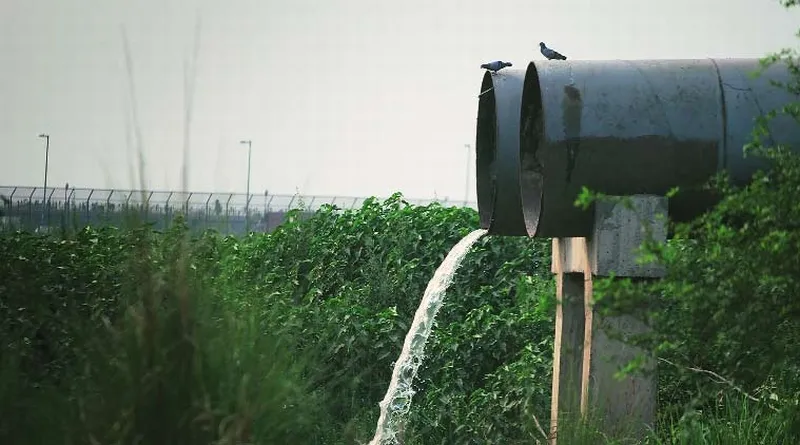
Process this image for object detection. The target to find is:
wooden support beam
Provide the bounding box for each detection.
[549,195,667,443]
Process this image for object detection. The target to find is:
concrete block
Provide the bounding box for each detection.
[588,313,657,439]
[551,195,668,277]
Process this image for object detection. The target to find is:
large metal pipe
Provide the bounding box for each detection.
[476,69,529,235]
[476,58,800,237]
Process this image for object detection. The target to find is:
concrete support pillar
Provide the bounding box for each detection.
[549,195,668,443]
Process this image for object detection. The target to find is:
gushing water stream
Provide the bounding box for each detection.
[367,228,488,445]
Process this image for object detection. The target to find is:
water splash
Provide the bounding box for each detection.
[367,228,488,445]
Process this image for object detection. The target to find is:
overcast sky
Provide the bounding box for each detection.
[1,0,799,201]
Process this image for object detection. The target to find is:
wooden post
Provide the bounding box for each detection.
[549,195,667,443]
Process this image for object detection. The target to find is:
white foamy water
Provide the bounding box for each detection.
[367,228,488,445]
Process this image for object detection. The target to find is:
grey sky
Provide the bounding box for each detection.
[2,0,799,201]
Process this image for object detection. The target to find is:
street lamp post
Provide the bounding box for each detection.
[38,133,50,227]
[239,140,252,232]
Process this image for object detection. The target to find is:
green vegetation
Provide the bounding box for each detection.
[0,196,555,444]
[4,148,800,443]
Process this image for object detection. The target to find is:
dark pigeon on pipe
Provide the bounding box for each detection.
[481,60,513,73]
[539,42,567,60]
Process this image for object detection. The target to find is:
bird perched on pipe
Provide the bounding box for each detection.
[540,42,567,60]
[481,60,513,73]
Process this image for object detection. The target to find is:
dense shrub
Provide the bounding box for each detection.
[213,194,554,442]
[0,197,552,444]
[0,220,324,444]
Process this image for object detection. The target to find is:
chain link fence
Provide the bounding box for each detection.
[0,185,478,235]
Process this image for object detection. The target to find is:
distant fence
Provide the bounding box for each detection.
[0,185,478,235]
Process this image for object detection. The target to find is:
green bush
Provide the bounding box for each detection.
[214,194,555,442]
[0,219,324,444]
[1,197,554,444]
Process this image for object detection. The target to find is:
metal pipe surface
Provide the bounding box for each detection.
[475,58,800,237]
[476,69,528,235]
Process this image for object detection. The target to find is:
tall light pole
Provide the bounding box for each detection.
[239,139,252,232]
[38,133,50,226]
[464,143,471,206]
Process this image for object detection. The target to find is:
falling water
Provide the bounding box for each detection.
[367,228,488,445]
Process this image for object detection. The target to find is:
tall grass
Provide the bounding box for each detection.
[543,394,796,445]
[3,211,799,444]
[653,395,797,445]
[0,220,327,444]
[71,225,309,444]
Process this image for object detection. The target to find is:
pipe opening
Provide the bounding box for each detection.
[520,62,544,237]
[476,72,497,230]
